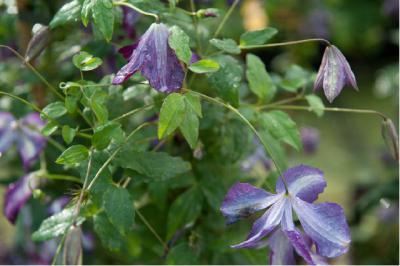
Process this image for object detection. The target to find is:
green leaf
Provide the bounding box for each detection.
[184,92,202,117]
[103,185,135,236]
[258,129,287,171]
[56,145,89,166]
[92,122,122,150]
[81,0,94,27]
[189,59,220,74]
[239,27,278,46]
[62,125,76,144]
[49,0,82,29]
[168,26,192,64]
[158,93,186,139]
[305,94,325,117]
[41,121,58,136]
[93,212,123,252]
[179,104,199,149]
[167,186,203,239]
[90,91,109,124]
[200,177,225,211]
[209,38,241,54]
[279,65,310,92]
[41,101,67,119]
[72,51,103,71]
[246,54,276,102]
[166,243,198,265]
[32,207,85,241]
[92,0,114,41]
[259,111,302,150]
[115,150,191,181]
[207,55,243,107]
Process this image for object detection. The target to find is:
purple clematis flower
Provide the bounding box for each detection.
[0,112,46,170]
[3,173,39,224]
[314,45,358,103]
[112,23,185,93]
[220,165,351,265]
[300,127,320,155]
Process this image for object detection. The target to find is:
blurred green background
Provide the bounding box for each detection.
[0,0,398,264]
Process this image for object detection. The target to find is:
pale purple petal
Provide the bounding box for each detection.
[292,197,351,258]
[313,46,328,91]
[276,165,326,203]
[231,197,286,249]
[0,112,17,154]
[268,229,296,265]
[284,229,315,265]
[331,45,358,90]
[3,173,38,224]
[17,113,47,170]
[113,23,184,93]
[220,182,282,224]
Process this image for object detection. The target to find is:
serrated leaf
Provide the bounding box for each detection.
[62,125,76,144]
[240,27,278,46]
[189,59,220,74]
[72,51,102,71]
[259,111,302,150]
[305,94,325,117]
[210,38,241,54]
[49,0,82,29]
[92,122,122,150]
[246,54,276,102]
[179,105,199,149]
[103,185,135,236]
[92,0,114,41]
[184,91,202,117]
[167,186,203,239]
[93,212,123,252]
[158,93,186,139]
[168,26,192,64]
[114,150,191,181]
[32,208,85,242]
[56,145,89,166]
[41,101,67,119]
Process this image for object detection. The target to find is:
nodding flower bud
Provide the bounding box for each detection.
[24,24,51,63]
[196,8,220,18]
[381,118,399,161]
[63,225,83,265]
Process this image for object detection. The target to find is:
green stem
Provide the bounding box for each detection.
[259,95,305,108]
[186,90,286,180]
[51,232,67,265]
[212,0,240,39]
[189,0,203,55]
[240,38,331,50]
[136,209,168,252]
[38,174,82,183]
[112,104,154,122]
[265,105,388,120]
[86,122,152,190]
[0,45,64,99]
[113,1,159,22]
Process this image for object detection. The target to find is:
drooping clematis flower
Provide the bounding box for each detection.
[112,23,185,93]
[220,165,351,265]
[300,127,320,155]
[3,173,39,224]
[314,45,358,103]
[0,112,46,170]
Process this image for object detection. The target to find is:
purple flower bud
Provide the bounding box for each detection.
[314,45,358,103]
[63,225,83,265]
[381,118,399,161]
[113,23,185,93]
[3,173,39,224]
[24,24,51,63]
[190,52,201,64]
[300,127,320,155]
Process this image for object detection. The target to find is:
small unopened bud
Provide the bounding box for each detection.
[193,142,204,160]
[381,118,399,161]
[63,225,83,265]
[196,8,220,18]
[24,24,51,63]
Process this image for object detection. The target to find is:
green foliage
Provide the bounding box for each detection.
[92,122,123,150]
[81,0,115,41]
[158,93,186,139]
[56,145,89,166]
[306,94,325,117]
[49,0,82,29]
[72,51,103,71]
[62,125,77,144]
[93,212,124,252]
[169,26,192,64]
[246,54,276,102]
[166,243,198,264]
[239,28,278,46]
[41,101,67,119]
[189,59,220,74]
[210,38,241,54]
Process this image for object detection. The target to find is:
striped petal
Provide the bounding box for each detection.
[221,182,282,224]
[268,229,296,265]
[276,165,326,203]
[293,197,351,258]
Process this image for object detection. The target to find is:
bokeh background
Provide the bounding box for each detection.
[0,0,398,264]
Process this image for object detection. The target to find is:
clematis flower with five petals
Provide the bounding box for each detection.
[112,23,185,93]
[314,45,358,103]
[220,165,351,265]
[0,112,46,170]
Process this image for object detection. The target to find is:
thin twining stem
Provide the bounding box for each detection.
[240,38,331,50]
[185,89,289,189]
[112,104,154,122]
[212,0,241,39]
[259,95,306,108]
[113,1,159,22]
[265,105,388,120]
[86,122,153,190]
[0,91,92,140]
[136,209,169,252]
[0,45,93,127]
